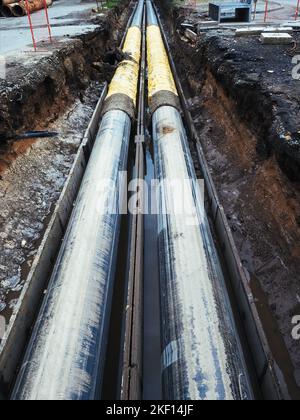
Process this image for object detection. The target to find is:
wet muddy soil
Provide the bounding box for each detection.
[0,1,132,321]
[156,1,300,400]
[0,1,131,137]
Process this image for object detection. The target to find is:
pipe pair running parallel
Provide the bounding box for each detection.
[12,0,254,401]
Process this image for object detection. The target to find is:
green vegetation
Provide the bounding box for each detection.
[172,0,208,5]
[94,0,122,11]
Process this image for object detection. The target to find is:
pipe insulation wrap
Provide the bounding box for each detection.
[106,0,143,104]
[147,25,178,101]
[106,27,142,105]
[153,106,253,400]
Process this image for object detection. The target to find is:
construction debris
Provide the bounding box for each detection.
[236,26,294,37]
[260,33,293,45]
[263,27,294,34]
[184,28,198,43]
[235,27,268,36]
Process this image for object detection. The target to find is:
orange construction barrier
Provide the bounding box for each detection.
[25,0,53,51]
[264,0,269,22]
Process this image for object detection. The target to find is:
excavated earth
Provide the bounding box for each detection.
[156,1,300,400]
[1,0,300,401]
[0,1,132,322]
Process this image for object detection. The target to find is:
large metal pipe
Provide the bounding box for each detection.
[1,1,16,16]
[11,0,144,401]
[12,0,53,17]
[146,0,254,400]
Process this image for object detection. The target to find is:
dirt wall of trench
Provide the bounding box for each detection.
[0,0,132,140]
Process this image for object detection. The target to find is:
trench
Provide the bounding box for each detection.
[101,144,163,400]
[143,146,162,400]
[156,0,300,400]
[0,0,133,358]
[1,0,300,401]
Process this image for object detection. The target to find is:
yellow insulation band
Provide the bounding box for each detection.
[123,26,142,63]
[106,27,142,105]
[147,25,178,99]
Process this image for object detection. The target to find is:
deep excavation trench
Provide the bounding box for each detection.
[156,1,300,400]
[0,1,133,327]
[1,0,300,401]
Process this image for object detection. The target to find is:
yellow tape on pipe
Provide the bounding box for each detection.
[147,25,178,99]
[106,27,141,105]
[123,26,142,62]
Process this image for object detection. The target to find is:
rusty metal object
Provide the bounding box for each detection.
[1,2,18,17]
[0,0,18,5]
[12,0,53,17]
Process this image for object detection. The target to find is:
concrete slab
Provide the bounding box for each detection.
[260,32,293,44]
[263,26,294,33]
[185,28,198,42]
[198,26,220,32]
[236,26,294,37]
[235,27,266,36]
[197,21,219,31]
[282,22,300,28]
[198,20,219,27]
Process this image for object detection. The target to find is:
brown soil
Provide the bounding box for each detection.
[199,75,300,399]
